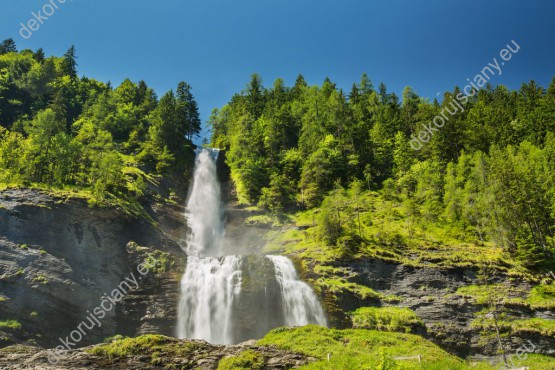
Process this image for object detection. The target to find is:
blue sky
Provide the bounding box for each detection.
[1,0,554,142]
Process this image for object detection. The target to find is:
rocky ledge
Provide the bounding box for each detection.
[306,257,555,358]
[0,336,313,369]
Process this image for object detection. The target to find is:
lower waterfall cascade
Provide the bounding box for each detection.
[266,255,327,327]
[176,149,326,344]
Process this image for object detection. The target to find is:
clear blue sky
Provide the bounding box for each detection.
[1,0,554,142]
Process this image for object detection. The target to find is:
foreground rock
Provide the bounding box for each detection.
[0,335,313,369]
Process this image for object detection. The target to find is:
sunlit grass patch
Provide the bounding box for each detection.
[351,307,424,333]
[472,317,555,337]
[258,325,469,369]
[89,334,171,359]
[527,283,555,309]
[217,349,265,370]
[0,320,21,330]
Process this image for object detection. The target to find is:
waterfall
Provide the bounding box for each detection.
[177,148,326,344]
[184,149,224,257]
[266,255,327,327]
[177,255,242,344]
[177,149,242,344]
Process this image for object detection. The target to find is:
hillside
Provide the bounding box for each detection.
[209,74,555,365]
[0,40,555,369]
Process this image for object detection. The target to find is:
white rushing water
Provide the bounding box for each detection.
[177,255,242,344]
[177,149,243,344]
[267,255,327,326]
[184,149,224,257]
[177,148,326,344]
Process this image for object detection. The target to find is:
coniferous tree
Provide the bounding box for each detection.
[0,38,17,54]
[62,45,78,78]
[291,74,307,99]
[176,81,201,141]
[34,48,45,63]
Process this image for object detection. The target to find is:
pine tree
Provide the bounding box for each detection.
[378,82,388,104]
[393,131,413,175]
[24,109,65,182]
[156,90,179,152]
[292,74,307,99]
[348,83,360,104]
[34,48,45,63]
[62,45,78,78]
[246,74,264,118]
[0,38,17,54]
[176,82,201,141]
[359,73,374,95]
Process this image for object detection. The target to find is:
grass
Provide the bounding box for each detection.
[145,250,174,274]
[258,325,555,370]
[126,242,175,274]
[527,283,555,309]
[89,334,173,359]
[0,320,21,330]
[315,277,400,302]
[0,182,151,221]
[263,223,403,307]
[508,318,555,336]
[258,189,544,321]
[263,190,531,278]
[259,325,476,369]
[102,334,127,343]
[472,317,555,337]
[31,275,49,285]
[514,354,555,370]
[90,335,269,369]
[245,214,285,228]
[351,307,424,333]
[89,334,219,367]
[86,329,555,370]
[454,285,555,339]
[217,350,265,370]
[454,285,507,305]
[454,283,555,310]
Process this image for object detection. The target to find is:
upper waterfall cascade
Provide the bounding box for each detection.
[177,149,326,345]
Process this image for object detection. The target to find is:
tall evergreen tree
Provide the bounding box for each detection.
[34,48,45,63]
[246,74,265,119]
[176,81,201,141]
[62,45,78,78]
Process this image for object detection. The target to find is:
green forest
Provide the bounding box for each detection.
[209,72,555,272]
[1,36,555,273]
[0,38,200,210]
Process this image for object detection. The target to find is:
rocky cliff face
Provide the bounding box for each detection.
[314,258,555,358]
[230,255,285,343]
[0,189,187,349]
